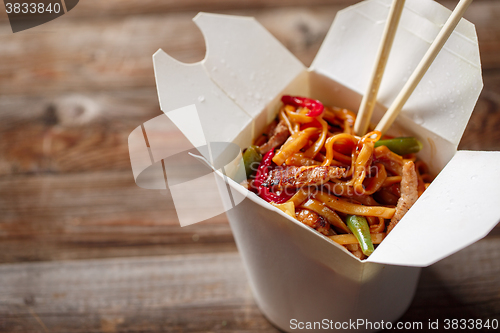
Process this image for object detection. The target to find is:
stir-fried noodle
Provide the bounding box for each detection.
[244,96,432,259]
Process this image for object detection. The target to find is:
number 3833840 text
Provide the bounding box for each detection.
[5,2,62,14]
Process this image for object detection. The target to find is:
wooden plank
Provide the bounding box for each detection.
[1,75,499,176]
[0,13,207,94]
[0,1,356,23]
[66,0,352,17]
[0,120,140,175]
[0,90,167,176]
[0,237,499,332]
[0,171,235,263]
[0,88,200,176]
[0,88,161,126]
[0,252,278,332]
[0,0,494,20]
[1,2,499,95]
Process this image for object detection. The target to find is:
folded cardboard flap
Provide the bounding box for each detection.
[164,143,247,227]
[139,0,499,267]
[368,151,500,266]
[153,50,253,150]
[194,13,305,120]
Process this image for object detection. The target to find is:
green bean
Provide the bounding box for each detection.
[243,145,262,178]
[374,137,423,155]
[346,215,374,256]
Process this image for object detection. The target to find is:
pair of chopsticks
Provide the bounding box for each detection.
[354,0,473,136]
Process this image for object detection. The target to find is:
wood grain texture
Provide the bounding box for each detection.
[0,171,235,263]
[0,1,365,23]
[0,7,334,95]
[0,0,495,21]
[0,237,499,333]
[0,0,499,331]
[0,252,273,333]
[1,1,500,95]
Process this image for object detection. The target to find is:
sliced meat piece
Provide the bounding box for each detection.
[387,161,419,233]
[262,166,346,190]
[259,119,290,154]
[295,208,332,236]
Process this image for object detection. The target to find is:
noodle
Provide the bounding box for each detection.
[314,192,395,219]
[329,233,385,245]
[285,153,322,167]
[300,198,350,233]
[304,117,328,158]
[273,127,318,165]
[287,188,312,206]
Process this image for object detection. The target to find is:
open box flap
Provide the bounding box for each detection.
[194,13,305,119]
[311,0,482,147]
[153,50,253,150]
[153,13,306,149]
[368,151,500,267]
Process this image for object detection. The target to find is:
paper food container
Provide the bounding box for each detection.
[128,0,500,331]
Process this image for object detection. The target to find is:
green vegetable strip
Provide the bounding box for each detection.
[346,215,374,256]
[374,137,423,155]
[243,145,262,178]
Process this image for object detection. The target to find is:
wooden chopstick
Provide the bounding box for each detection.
[354,0,405,136]
[375,0,474,135]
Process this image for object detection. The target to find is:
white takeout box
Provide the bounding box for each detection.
[128,0,500,331]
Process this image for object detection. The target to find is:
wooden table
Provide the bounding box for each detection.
[0,1,499,332]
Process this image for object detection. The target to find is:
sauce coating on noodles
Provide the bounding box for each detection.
[244,96,432,259]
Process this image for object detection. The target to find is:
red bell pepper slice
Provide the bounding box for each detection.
[281,95,324,117]
[254,149,293,204]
